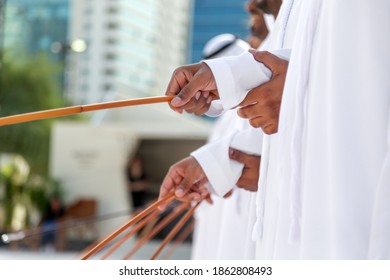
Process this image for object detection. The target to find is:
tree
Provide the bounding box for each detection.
[0,53,68,176]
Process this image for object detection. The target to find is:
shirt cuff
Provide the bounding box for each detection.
[204,51,272,110]
[191,142,243,197]
[203,49,291,111]
[205,100,224,117]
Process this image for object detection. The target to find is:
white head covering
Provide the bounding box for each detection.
[202,33,250,59]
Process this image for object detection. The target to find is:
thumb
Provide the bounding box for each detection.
[171,80,199,107]
[249,50,287,75]
[175,175,197,198]
[175,162,206,198]
[171,64,214,107]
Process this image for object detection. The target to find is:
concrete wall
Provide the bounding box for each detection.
[50,122,138,238]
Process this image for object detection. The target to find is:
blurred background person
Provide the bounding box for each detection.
[40,195,65,251]
[126,154,151,210]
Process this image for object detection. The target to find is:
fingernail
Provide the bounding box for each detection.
[175,188,184,197]
[171,96,182,106]
[229,148,234,156]
[195,92,201,100]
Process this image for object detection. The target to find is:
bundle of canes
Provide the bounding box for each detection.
[80,192,204,260]
[122,198,202,260]
[76,201,159,258]
[160,219,195,260]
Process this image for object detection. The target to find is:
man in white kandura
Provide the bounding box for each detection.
[163,0,283,260]
[190,0,281,259]
[161,0,390,259]
[280,0,390,259]
[159,0,302,259]
[191,33,260,260]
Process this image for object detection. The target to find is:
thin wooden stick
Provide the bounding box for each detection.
[137,215,159,240]
[77,205,149,258]
[0,96,173,126]
[80,192,175,260]
[150,198,203,260]
[160,220,194,260]
[100,207,161,260]
[122,202,189,260]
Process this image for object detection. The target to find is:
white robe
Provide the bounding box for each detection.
[191,0,302,259]
[195,0,301,258]
[191,109,259,260]
[195,0,299,198]
[262,0,390,259]
[298,0,390,259]
[190,38,263,260]
[190,7,277,261]
[191,37,263,259]
[191,191,257,260]
[192,0,390,260]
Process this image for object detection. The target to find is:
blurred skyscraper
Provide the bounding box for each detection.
[67,0,192,105]
[3,0,69,64]
[190,0,249,63]
[0,0,6,51]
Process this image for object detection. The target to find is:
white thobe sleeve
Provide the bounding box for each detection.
[191,127,263,197]
[204,49,291,117]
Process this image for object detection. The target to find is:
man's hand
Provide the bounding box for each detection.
[158,156,210,210]
[165,63,219,115]
[237,50,288,135]
[229,148,260,192]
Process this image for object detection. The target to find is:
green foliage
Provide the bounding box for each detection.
[0,155,64,231]
[0,52,68,175]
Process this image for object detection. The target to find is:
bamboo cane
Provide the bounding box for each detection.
[150,198,203,260]
[122,202,189,260]
[80,192,175,260]
[137,215,159,240]
[77,205,149,258]
[0,96,173,126]
[100,207,161,260]
[160,220,194,260]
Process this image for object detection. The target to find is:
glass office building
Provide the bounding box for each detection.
[3,0,69,63]
[190,0,250,63]
[67,0,192,104]
[3,0,192,104]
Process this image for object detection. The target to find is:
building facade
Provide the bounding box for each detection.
[3,0,69,64]
[67,0,192,105]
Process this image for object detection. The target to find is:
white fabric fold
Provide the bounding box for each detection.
[277,0,323,244]
[369,110,390,259]
[252,0,295,242]
[297,0,390,259]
